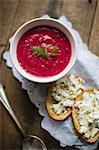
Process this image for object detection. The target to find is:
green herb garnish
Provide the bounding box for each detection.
[31,45,58,58]
[44,48,50,58]
[51,46,58,56]
[52,46,58,53]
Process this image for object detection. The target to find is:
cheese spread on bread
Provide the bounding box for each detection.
[75,89,99,139]
[51,74,85,115]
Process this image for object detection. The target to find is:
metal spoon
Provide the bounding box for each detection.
[0,83,47,150]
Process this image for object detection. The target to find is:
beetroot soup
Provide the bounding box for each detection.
[17,26,72,77]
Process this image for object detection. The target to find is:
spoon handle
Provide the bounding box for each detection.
[0,83,26,137]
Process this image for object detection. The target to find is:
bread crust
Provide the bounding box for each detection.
[72,89,99,143]
[46,83,72,121]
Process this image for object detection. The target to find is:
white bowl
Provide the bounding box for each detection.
[10,18,77,83]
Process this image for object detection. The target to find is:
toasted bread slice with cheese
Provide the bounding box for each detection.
[46,74,85,121]
[72,90,99,143]
[46,83,72,120]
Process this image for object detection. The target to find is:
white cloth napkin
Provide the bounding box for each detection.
[3,15,99,150]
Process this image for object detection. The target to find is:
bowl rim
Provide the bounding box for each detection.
[10,17,77,83]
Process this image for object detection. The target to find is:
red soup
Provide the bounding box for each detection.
[17,26,72,77]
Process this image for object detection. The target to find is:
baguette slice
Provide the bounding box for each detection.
[72,90,99,143]
[46,83,72,121]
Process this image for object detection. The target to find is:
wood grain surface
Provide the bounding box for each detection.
[0,0,99,150]
[89,0,99,56]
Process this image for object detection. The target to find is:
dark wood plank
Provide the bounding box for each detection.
[0,103,22,150]
[0,0,19,46]
[9,0,49,37]
[46,0,63,18]
[61,0,97,44]
[89,0,99,56]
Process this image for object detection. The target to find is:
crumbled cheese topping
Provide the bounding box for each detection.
[51,74,85,115]
[75,89,99,138]
[52,102,67,115]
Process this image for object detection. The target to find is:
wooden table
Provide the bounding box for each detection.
[0,0,99,149]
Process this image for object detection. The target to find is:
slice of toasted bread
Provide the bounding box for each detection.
[46,83,72,120]
[72,90,99,143]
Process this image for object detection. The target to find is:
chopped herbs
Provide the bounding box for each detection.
[52,46,58,53]
[31,46,58,58]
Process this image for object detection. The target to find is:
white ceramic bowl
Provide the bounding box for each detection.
[10,18,77,83]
